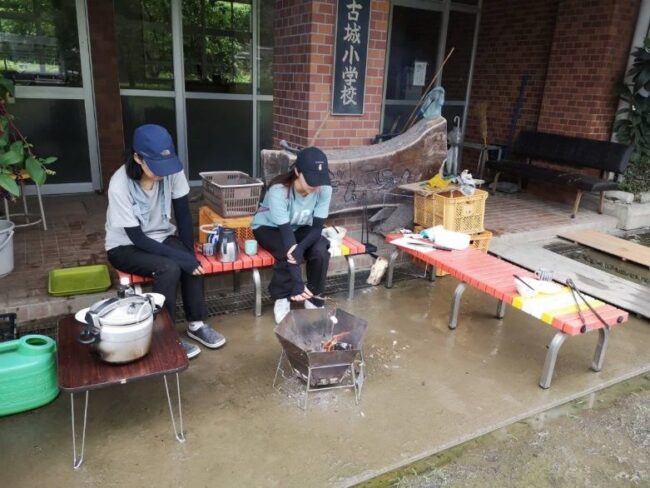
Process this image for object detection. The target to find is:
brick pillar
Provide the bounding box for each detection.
[87,0,125,191]
[537,0,641,139]
[273,0,389,150]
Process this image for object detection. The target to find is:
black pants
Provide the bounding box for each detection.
[253,226,330,303]
[107,236,207,323]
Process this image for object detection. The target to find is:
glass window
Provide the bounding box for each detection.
[257,0,273,95]
[9,98,90,182]
[114,0,173,90]
[0,0,82,87]
[183,0,253,94]
[121,96,176,151]
[385,6,442,101]
[186,99,252,178]
[442,11,476,100]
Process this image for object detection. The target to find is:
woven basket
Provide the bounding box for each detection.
[200,171,263,217]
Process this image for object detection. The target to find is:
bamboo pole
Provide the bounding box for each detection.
[401,47,455,133]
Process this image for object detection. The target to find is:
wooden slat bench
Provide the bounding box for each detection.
[117,236,366,317]
[385,235,629,388]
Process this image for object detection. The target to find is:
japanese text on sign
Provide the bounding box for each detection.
[332,0,370,115]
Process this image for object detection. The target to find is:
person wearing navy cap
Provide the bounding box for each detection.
[252,146,333,324]
[104,124,226,359]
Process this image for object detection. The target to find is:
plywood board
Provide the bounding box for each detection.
[558,229,650,269]
[490,240,650,319]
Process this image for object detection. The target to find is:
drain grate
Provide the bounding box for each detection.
[177,263,424,321]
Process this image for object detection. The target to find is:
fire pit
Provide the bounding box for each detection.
[273,307,367,409]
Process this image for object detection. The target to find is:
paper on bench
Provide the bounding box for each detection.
[391,236,439,253]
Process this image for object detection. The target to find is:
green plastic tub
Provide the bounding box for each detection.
[0,335,59,416]
[48,264,111,296]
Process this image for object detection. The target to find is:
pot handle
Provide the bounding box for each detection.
[0,231,14,252]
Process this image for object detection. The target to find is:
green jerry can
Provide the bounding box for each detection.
[0,335,59,416]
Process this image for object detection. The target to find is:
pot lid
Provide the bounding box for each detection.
[91,296,154,327]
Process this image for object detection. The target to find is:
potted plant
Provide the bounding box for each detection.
[614,36,650,196]
[0,74,57,201]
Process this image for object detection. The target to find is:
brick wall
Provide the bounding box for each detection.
[465,0,640,149]
[273,0,389,149]
[87,0,125,191]
[464,0,559,149]
[537,0,641,139]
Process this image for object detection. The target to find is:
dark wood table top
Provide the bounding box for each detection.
[57,309,189,393]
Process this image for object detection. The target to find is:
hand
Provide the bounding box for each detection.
[287,244,297,264]
[290,286,313,302]
[192,265,205,276]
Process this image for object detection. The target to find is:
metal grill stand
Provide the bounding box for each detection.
[273,308,368,410]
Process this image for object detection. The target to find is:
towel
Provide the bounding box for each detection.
[127,176,172,226]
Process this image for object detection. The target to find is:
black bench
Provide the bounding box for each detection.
[487,131,633,217]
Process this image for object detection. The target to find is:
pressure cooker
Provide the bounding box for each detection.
[74,291,165,364]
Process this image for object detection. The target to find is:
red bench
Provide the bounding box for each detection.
[385,234,628,388]
[117,236,366,316]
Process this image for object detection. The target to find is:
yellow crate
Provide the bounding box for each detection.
[198,206,255,244]
[414,189,488,234]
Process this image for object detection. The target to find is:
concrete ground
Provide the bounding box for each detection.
[360,373,650,487]
[2,277,650,487]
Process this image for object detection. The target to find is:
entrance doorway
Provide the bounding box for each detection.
[382,0,481,155]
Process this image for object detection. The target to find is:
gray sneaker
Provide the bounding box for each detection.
[187,324,227,349]
[181,340,201,359]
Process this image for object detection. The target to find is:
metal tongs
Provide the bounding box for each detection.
[565,278,611,334]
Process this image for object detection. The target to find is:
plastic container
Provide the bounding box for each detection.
[48,264,112,297]
[200,171,263,217]
[414,189,488,234]
[0,335,59,416]
[0,219,15,277]
[0,313,17,342]
[198,206,254,244]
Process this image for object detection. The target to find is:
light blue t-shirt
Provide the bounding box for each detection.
[251,184,332,229]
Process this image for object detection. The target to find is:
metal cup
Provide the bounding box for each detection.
[535,267,553,281]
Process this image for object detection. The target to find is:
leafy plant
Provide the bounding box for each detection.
[0,74,57,200]
[614,37,650,195]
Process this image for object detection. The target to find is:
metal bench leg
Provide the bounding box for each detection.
[253,268,262,317]
[133,284,143,294]
[496,299,506,319]
[385,250,400,289]
[539,331,568,389]
[163,373,185,443]
[449,283,466,330]
[591,327,610,372]
[571,190,583,218]
[233,270,241,293]
[70,391,89,470]
[346,256,355,300]
[598,191,605,215]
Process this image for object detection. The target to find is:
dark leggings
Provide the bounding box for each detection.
[107,236,207,323]
[253,225,330,303]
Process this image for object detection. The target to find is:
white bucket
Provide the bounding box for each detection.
[0,219,15,278]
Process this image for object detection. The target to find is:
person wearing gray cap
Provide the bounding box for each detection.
[252,147,333,324]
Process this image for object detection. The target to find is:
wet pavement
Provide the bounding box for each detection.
[2,278,649,487]
[361,373,650,487]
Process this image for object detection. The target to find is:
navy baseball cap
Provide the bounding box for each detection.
[133,124,183,177]
[295,147,330,187]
